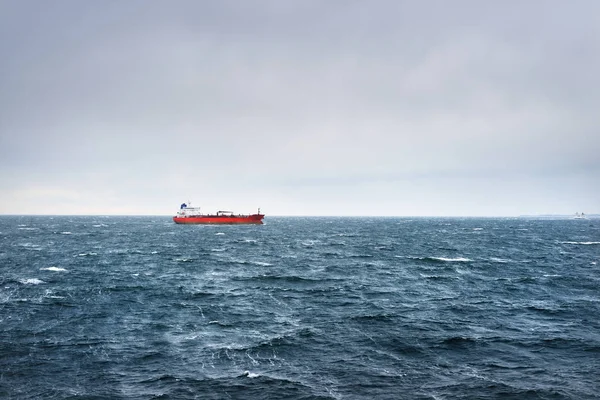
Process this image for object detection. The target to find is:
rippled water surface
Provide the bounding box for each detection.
[1,216,599,399]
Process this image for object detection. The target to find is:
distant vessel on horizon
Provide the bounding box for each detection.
[573,212,587,219]
[173,203,264,224]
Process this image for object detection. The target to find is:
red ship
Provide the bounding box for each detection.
[173,203,264,224]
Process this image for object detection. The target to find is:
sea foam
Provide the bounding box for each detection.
[41,267,67,272]
[20,278,44,285]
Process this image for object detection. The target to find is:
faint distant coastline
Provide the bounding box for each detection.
[518,214,598,219]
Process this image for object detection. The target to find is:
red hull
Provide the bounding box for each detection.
[173,214,264,225]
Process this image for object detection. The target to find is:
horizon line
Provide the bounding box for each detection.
[0,214,597,218]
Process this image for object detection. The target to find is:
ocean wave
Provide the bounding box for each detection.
[77,252,98,257]
[489,257,510,263]
[188,290,220,299]
[351,313,393,322]
[419,274,455,280]
[19,278,44,285]
[321,251,344,258]
[19,242,40,247]
[139,374,179,384]
[349,253,374,259]
[251,261,273,267]
[219,258,273,267]
[19,243,42,251]
[408,256,473,263]
[440,336,478,346]
[431,257,473,262]
[208,320,235,327]
[561,241,600,245]
[248,328,315,352]
[139,372,325,399]
[233,274,322,284]
[40,267,67,272]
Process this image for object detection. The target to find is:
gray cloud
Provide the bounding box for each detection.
[1,0,599,215]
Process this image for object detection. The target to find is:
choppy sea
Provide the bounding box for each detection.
[1,216,599,399]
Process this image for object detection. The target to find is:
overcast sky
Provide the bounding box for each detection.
[1,0,598,216]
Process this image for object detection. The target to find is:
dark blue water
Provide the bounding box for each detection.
[1,216,599,399]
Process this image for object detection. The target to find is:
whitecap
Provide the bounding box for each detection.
[473,228,483,231]
[490,257,510,263]
[41,267,67,272]
[216,232,225,236]
[20,278,44,285]
[77,252,98,257]
[561,241,600,245]
[419,274,451,279]
[251,261,273,267]
[431,257,473,262]
[242,371,260,378]
[20,243,42,250]
[61,231,72,235]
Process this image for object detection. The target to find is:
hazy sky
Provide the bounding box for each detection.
[1,0,598,216]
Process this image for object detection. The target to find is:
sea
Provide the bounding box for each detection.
[1,216,599,399]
